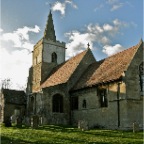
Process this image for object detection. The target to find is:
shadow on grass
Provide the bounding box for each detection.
[2,124,143,144]
[12,124,80,133]
[1,135,109,144]
[1,135,33,144]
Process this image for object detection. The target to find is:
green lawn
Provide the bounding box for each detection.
[0,124,143,144]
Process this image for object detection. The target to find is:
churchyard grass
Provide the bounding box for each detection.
[0,124,143,144]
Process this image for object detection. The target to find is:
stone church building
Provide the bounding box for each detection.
[26,11,143,130]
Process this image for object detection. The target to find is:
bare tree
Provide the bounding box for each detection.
[1,78,12,89]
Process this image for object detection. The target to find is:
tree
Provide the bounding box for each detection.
[1,78,12,89]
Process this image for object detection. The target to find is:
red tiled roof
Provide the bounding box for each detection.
[73,41,143,90]
[41,49,88,88]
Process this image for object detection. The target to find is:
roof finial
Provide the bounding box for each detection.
[87,43,90,49]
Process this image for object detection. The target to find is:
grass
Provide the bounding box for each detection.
[0,124,143,144]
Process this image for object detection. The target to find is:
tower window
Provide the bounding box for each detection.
[52,52,57,63]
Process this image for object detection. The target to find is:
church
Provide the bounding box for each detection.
[26,11,143,130]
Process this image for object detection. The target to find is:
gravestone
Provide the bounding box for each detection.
[25,117,31,126]
[16,116,22,127]
[78,120,89,131]
[133,122,139,133]
[31,115,39,128]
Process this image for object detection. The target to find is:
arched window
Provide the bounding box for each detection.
[52,94,63,113]
[139,62,144,92]
[52,52,57,63]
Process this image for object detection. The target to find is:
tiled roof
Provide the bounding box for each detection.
[1,89,26,104]
[41,49,88,88]
[73,41,142,90]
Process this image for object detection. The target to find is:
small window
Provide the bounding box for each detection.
[52,52,57,63]
[82,99,87,108]
[71,97,78,110]
[98,89,108,107]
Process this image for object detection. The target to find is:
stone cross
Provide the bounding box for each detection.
[87,43,90,48]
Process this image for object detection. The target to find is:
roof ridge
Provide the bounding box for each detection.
[67,48,89,60]
[73,41,142,90]
[41,48,89,89]
[98,42,141,62]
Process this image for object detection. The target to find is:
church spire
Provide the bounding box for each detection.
[44,11,56,42]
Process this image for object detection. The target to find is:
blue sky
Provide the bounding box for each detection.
[0,0,143,89]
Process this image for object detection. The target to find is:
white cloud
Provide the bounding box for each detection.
[106,0,118,4]
[0,47,32,89]
[94,4,104,12]
[0,25,40,89]
[106,0,124,11]
[111,3,123,11]
[65,31,94,58]
[103,24,113,31]
[102,44,124,56]
[0,28,3,33]
[1,25,40,51]
[51,0,77,16]
[52,2,65,15]
[65,19,128,59]
[65,0,77,9]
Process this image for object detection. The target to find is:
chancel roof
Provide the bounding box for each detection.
[41,49,89,88]
[40,40,143,91]
[73,40,143,90]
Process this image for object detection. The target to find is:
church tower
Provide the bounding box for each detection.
[27,11,66,93]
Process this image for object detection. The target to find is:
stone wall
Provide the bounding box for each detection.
[32,39,43,92]
[126,100,143,129]
[71,43,143,130]
[125,42,143,99]
[71,82,130,129]
[0,93,4,122]
[4,103,25,123]
[43,38,65,64]
[124,42,143,129]
[32,38,66,92]
[26,67,33,94]
[34,83,70,125]
[33,39,43,66]
[68,49,96,90]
